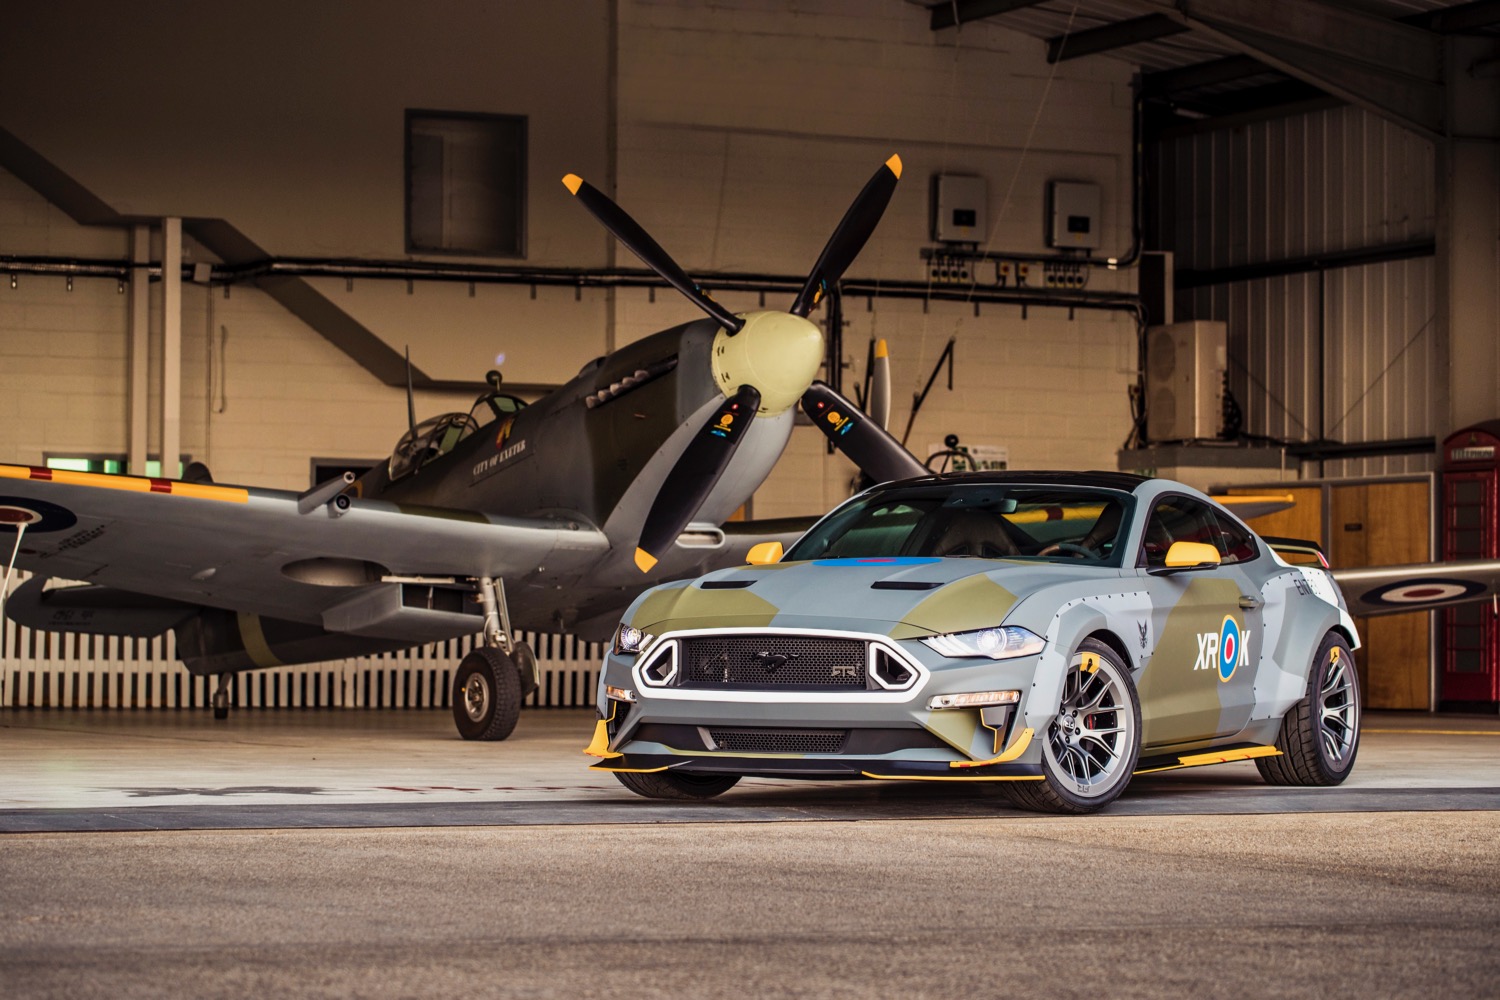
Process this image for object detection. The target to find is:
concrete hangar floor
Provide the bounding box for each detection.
[1,710,1497,998]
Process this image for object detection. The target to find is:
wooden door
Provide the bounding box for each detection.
[1330,481,1431,709]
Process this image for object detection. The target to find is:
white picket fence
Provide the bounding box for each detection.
[0,571,603,711]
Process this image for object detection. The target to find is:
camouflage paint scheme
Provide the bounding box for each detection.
[592,475,1360,782]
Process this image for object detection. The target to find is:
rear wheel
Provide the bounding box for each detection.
[614,770,740,800]
[452,647,521,741]
[1004,638,1141,814]
[1257,633,1360,786]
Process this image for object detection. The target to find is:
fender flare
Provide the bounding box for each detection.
[1022,600,1113,733]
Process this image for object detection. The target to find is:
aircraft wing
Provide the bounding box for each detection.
[0,464,608,632]
[1333,560,1500,618]
[1214,493,1295,520]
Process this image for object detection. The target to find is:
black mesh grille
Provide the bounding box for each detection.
[709,728,848,754]
[677,635,867,689]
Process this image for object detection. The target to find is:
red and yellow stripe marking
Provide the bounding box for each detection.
[0,464,248,503]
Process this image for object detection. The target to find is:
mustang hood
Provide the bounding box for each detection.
[627,557,1123,639]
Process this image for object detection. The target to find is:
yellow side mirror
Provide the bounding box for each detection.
[1164,540,1221,568]
[746,541,784,565]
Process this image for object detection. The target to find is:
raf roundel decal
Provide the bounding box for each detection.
[1360,577,1486,609]
[0,496,78,534]
[1218,615,1240,682]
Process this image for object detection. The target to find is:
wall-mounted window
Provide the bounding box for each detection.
[406,110,526,257]
[44,455,186,478]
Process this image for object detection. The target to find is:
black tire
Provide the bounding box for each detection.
[1257,632,1360,786]
[613,770,740,800]
[452,647,522,741]
[212,703,229,721]
[1004,638,1142,815]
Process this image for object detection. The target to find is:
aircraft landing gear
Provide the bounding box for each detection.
[451,576,535,741]
[212,673,232,721]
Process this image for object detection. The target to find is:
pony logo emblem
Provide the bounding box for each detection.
[1193,616,1249,682]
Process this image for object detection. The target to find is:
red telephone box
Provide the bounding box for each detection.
[1440,422,1500,704]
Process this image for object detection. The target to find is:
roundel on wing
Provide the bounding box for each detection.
[1359,577,1485,609]
[1218,615,1240,683]
[0,496,77,534]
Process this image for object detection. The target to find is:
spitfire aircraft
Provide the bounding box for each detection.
[0,155,930,741]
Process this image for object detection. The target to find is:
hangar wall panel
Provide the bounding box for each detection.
[1155,105,1437,477]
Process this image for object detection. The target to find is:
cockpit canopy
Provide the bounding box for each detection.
[388,390,526,480]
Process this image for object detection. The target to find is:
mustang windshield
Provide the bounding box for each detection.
[785,484,1135,566]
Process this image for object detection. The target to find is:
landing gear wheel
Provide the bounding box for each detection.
[452,647,522,741]
[1257,633,1360,786]
[1004,638,1141,815]
[614,770,740,800]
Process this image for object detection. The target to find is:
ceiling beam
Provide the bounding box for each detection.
[1403,0,1500,34]
[928,0,1048,31]
[1127,0,1444,138]
[1048,13,1189,62]
[1140,54,1269,98]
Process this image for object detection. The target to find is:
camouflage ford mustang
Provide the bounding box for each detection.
[587,472,1362,813]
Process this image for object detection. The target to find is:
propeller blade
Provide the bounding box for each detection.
[800,382,925,485]
[868,338,891,431]
[562,174,745,334]
[790,155,902,318]
[635,385,761,572]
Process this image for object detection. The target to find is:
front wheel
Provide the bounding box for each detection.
[1004,638,1141,814]
[452,647,522,741]
[1257,633,1360,786]
[614,770,740,800]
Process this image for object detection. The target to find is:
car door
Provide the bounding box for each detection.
[1135,495,1264,747]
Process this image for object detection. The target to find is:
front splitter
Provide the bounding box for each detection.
[589,752,1044,781]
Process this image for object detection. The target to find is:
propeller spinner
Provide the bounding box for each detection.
[562,155,909,572]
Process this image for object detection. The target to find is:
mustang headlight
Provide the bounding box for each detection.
[613,624,656,656]
[922,626,1045,660]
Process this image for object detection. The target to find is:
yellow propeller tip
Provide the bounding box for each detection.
[562,173,584,195]
[634,548,658,573]
[874,338,889,359]
[885,154,902,179]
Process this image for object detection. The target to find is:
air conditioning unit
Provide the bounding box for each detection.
[1146,320,1226,441]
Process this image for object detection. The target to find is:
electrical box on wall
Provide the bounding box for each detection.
[931,174,987,243]
[1047,181,1101,250]
[1146,321,1226,441]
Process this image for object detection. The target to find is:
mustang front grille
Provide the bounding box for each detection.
[708,728,848,754]
[677,635,867,689]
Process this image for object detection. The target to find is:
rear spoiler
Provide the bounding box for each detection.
[1262,535,1329,569]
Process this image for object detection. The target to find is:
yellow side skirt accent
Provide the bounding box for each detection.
[1135,744,1281,774]
[588,764,669,774]
[862,771,1043,782]
[951,726,1034,769]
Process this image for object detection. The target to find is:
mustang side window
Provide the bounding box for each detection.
[1213,511,1259,564]
[1140,496,1221,568]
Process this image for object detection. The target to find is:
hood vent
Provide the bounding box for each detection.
[871,580,942,591]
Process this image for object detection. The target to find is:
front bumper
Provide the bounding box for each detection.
[591,628,1048,782]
